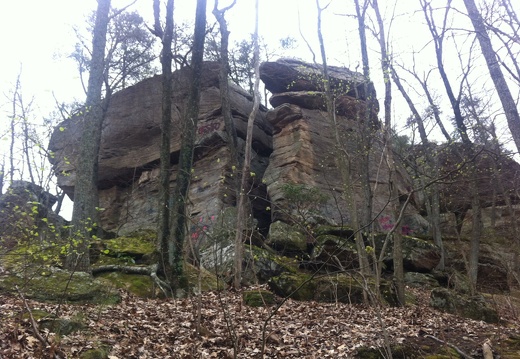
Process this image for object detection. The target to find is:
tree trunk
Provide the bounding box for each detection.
[463,0,520,154]
[371,0,404,306]
[234,0,260,289]
[317,0,371,278]
[316,0,371,282]
[66,0,111,273]
[152,0,175,284]
[169,0,207,293]
[213,0,239,171]
[353,0,375,234]
[469,174,482,294]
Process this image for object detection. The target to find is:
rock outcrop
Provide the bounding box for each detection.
[429,287,499,323]
[260,58,426,233]
[0,181,63,251]
[49,58,430,236]
[49,62,272,235]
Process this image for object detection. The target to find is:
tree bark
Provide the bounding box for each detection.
[213,0,239,169]
[169,0,207,293]
[463,0,520,154]
[353,0,375,235]
[67,0,111,273]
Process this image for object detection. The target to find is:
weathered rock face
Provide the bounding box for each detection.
[49,62,272,235]
[260,58,426,233]
[260,58,376,103]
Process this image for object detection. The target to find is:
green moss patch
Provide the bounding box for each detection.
[79,346,110,359]
[268,272,396,305]
[97,272,156,298]
[430,287,499,323]
[0,268,120,304]
[243,289,276,307]
[266,221,308,256]
[103,230,156,262]
[184,263,222,292]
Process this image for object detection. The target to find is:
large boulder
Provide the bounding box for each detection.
[429,287,499,323]
[0,267,120,304]
[49,62,273,235]
[410,143,520,235]
[265,221,309,257]
[311,234,359,271]
[373,234,441,272]
[307,225,440,273]
[260,58,376,103]
[0,181,64,251]
[268,272,397,305]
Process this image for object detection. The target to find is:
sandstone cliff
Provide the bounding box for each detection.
[49,59,429,237]
[260,59,426,232]
[49,62,272,235]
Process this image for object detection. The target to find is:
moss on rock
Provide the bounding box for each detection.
[356,344,461,359]
[268,272,396,305]
[266,221,308,256]
[248,245,299,283]
[97,272,156,298]
[313,234,359,271]
[313,225,355,238]
[184,263,222,293]
[79,346,110,359]
[429,287,499,323]
[243,289,276,307]
[0,268,120,304]
[103,229,156,263]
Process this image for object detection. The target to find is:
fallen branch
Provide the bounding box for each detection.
[92,264,172,297]
[423,334,472,359]
[15,286,65,359]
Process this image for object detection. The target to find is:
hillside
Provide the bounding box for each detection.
[1,286,519,358]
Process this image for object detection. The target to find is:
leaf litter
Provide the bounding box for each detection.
[0,286,518,358]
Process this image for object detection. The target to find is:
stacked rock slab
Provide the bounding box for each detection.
[260,58,424,231]
[48,62,272,235]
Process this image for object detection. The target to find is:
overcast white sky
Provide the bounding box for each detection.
[0,0,306,105]
[0,0,411,111]
[0,0,483,120]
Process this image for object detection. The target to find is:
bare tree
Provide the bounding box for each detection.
[151,0,174,290]
[463,0,520,154]
[391,64,446,270]
[213,0,239,177]
[234,0,260,289]
[169,0,207,293]
[72,7,157,96]
[66,0,111,272]
[421,0,482,292]
[369,0,408,306]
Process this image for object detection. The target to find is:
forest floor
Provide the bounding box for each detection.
[0,286,519,358]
